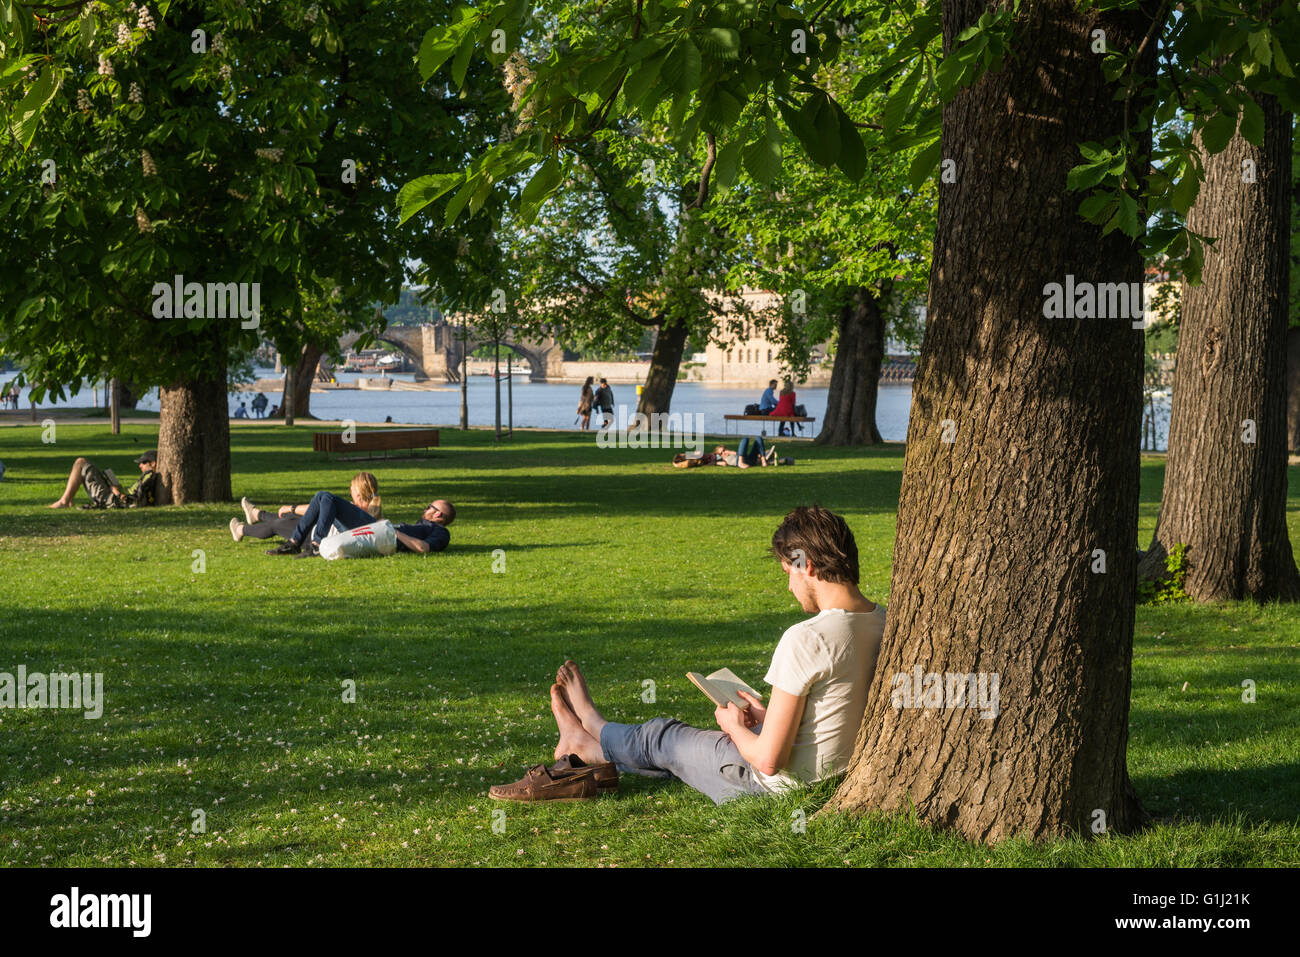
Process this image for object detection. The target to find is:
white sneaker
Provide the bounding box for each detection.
[240,496,257,524]
[229,517,244,542]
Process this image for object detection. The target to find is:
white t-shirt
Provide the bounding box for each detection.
[754,605,886,793]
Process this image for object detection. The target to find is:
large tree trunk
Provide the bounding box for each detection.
[636,318,689,416]
[1286,327,1300,453]
[156,368,231,504]
[1137,95,1300,602]
[815,285,885,446]
[825,0,1156,842]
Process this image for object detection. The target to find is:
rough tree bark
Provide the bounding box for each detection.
[1286,327,1300,453]
[824,0,1157,842]
[815,284,886,446]
[156,368,231,503]
[635,318,689,417]
[1137,94,1300,602]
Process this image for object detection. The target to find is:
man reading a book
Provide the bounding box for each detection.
[541,505,886,804]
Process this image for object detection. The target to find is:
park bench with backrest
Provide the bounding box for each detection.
[312,428,440,461]
[723,414,816,436]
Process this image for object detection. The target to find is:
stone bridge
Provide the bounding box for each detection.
[338,322,565,382]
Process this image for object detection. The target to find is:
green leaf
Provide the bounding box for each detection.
[1116,191,1140,238]
[1170,171,1200,215]
[1239,95,1264,147]
[698,26,740,59]
[883,63,923,136]
[697,83,743,132]
[908,137,942,190]
[1077,192,1116,221]
[1066,158,1110,192]
[1272,37,1293,77]
[662,39,702,95]
[417,26,461,81]
[1200,111,1238,155]
[622,55,665,112]
[397,173,462,224]
[450,33,475,88]
[742,120,782,185]
[443,175,478,226]
[9,66,62,151]
[713,134,744,189]
[833,106,865,181]
[777,97,810,141]
[518,154,562,221]
[1185,234,1205,285]
[1247,28,1272,68]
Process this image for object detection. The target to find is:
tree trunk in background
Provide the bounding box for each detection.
[117,380,142,409]
[156,368,231,503]
[1137,95,1300,602]
[287,342,323,420]
[815,285,885,445]
[636,318,689,417]
[1285,327,1300,452]
[824,0,1156,842]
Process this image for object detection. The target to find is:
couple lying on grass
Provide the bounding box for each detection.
[491,505,884,804]
[230,470,455,557]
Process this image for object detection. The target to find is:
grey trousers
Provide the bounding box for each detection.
[598,718,768,805]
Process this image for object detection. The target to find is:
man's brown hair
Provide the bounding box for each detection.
[770,505,859,585]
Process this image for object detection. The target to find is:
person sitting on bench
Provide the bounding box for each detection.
[490,506,885,804]
[758,379,779,414]
[48,450,160,509]
[771,381,797,436]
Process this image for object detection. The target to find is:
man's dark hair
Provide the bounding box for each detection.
[769,379,778,387]
[770,506,859,585]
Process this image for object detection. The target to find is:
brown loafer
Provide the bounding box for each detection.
[551,754,618,793]
[489,763,602,802]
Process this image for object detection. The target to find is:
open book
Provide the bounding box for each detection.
[686,668,761,711]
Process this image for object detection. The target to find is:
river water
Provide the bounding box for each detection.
[3,370,1171,448]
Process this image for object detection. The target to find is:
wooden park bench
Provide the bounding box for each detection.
[723,414,816,437]
[312,428,440,461]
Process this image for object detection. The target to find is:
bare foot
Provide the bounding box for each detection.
[549,684,604,764]
[556,660,605,734]
[47,500,69,509]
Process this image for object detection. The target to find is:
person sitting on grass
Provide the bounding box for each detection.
[230,471,381,544]
[490,505,885,804]
[48,450,161,509]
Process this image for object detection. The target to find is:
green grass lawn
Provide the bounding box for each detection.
[0,422,1297,867]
